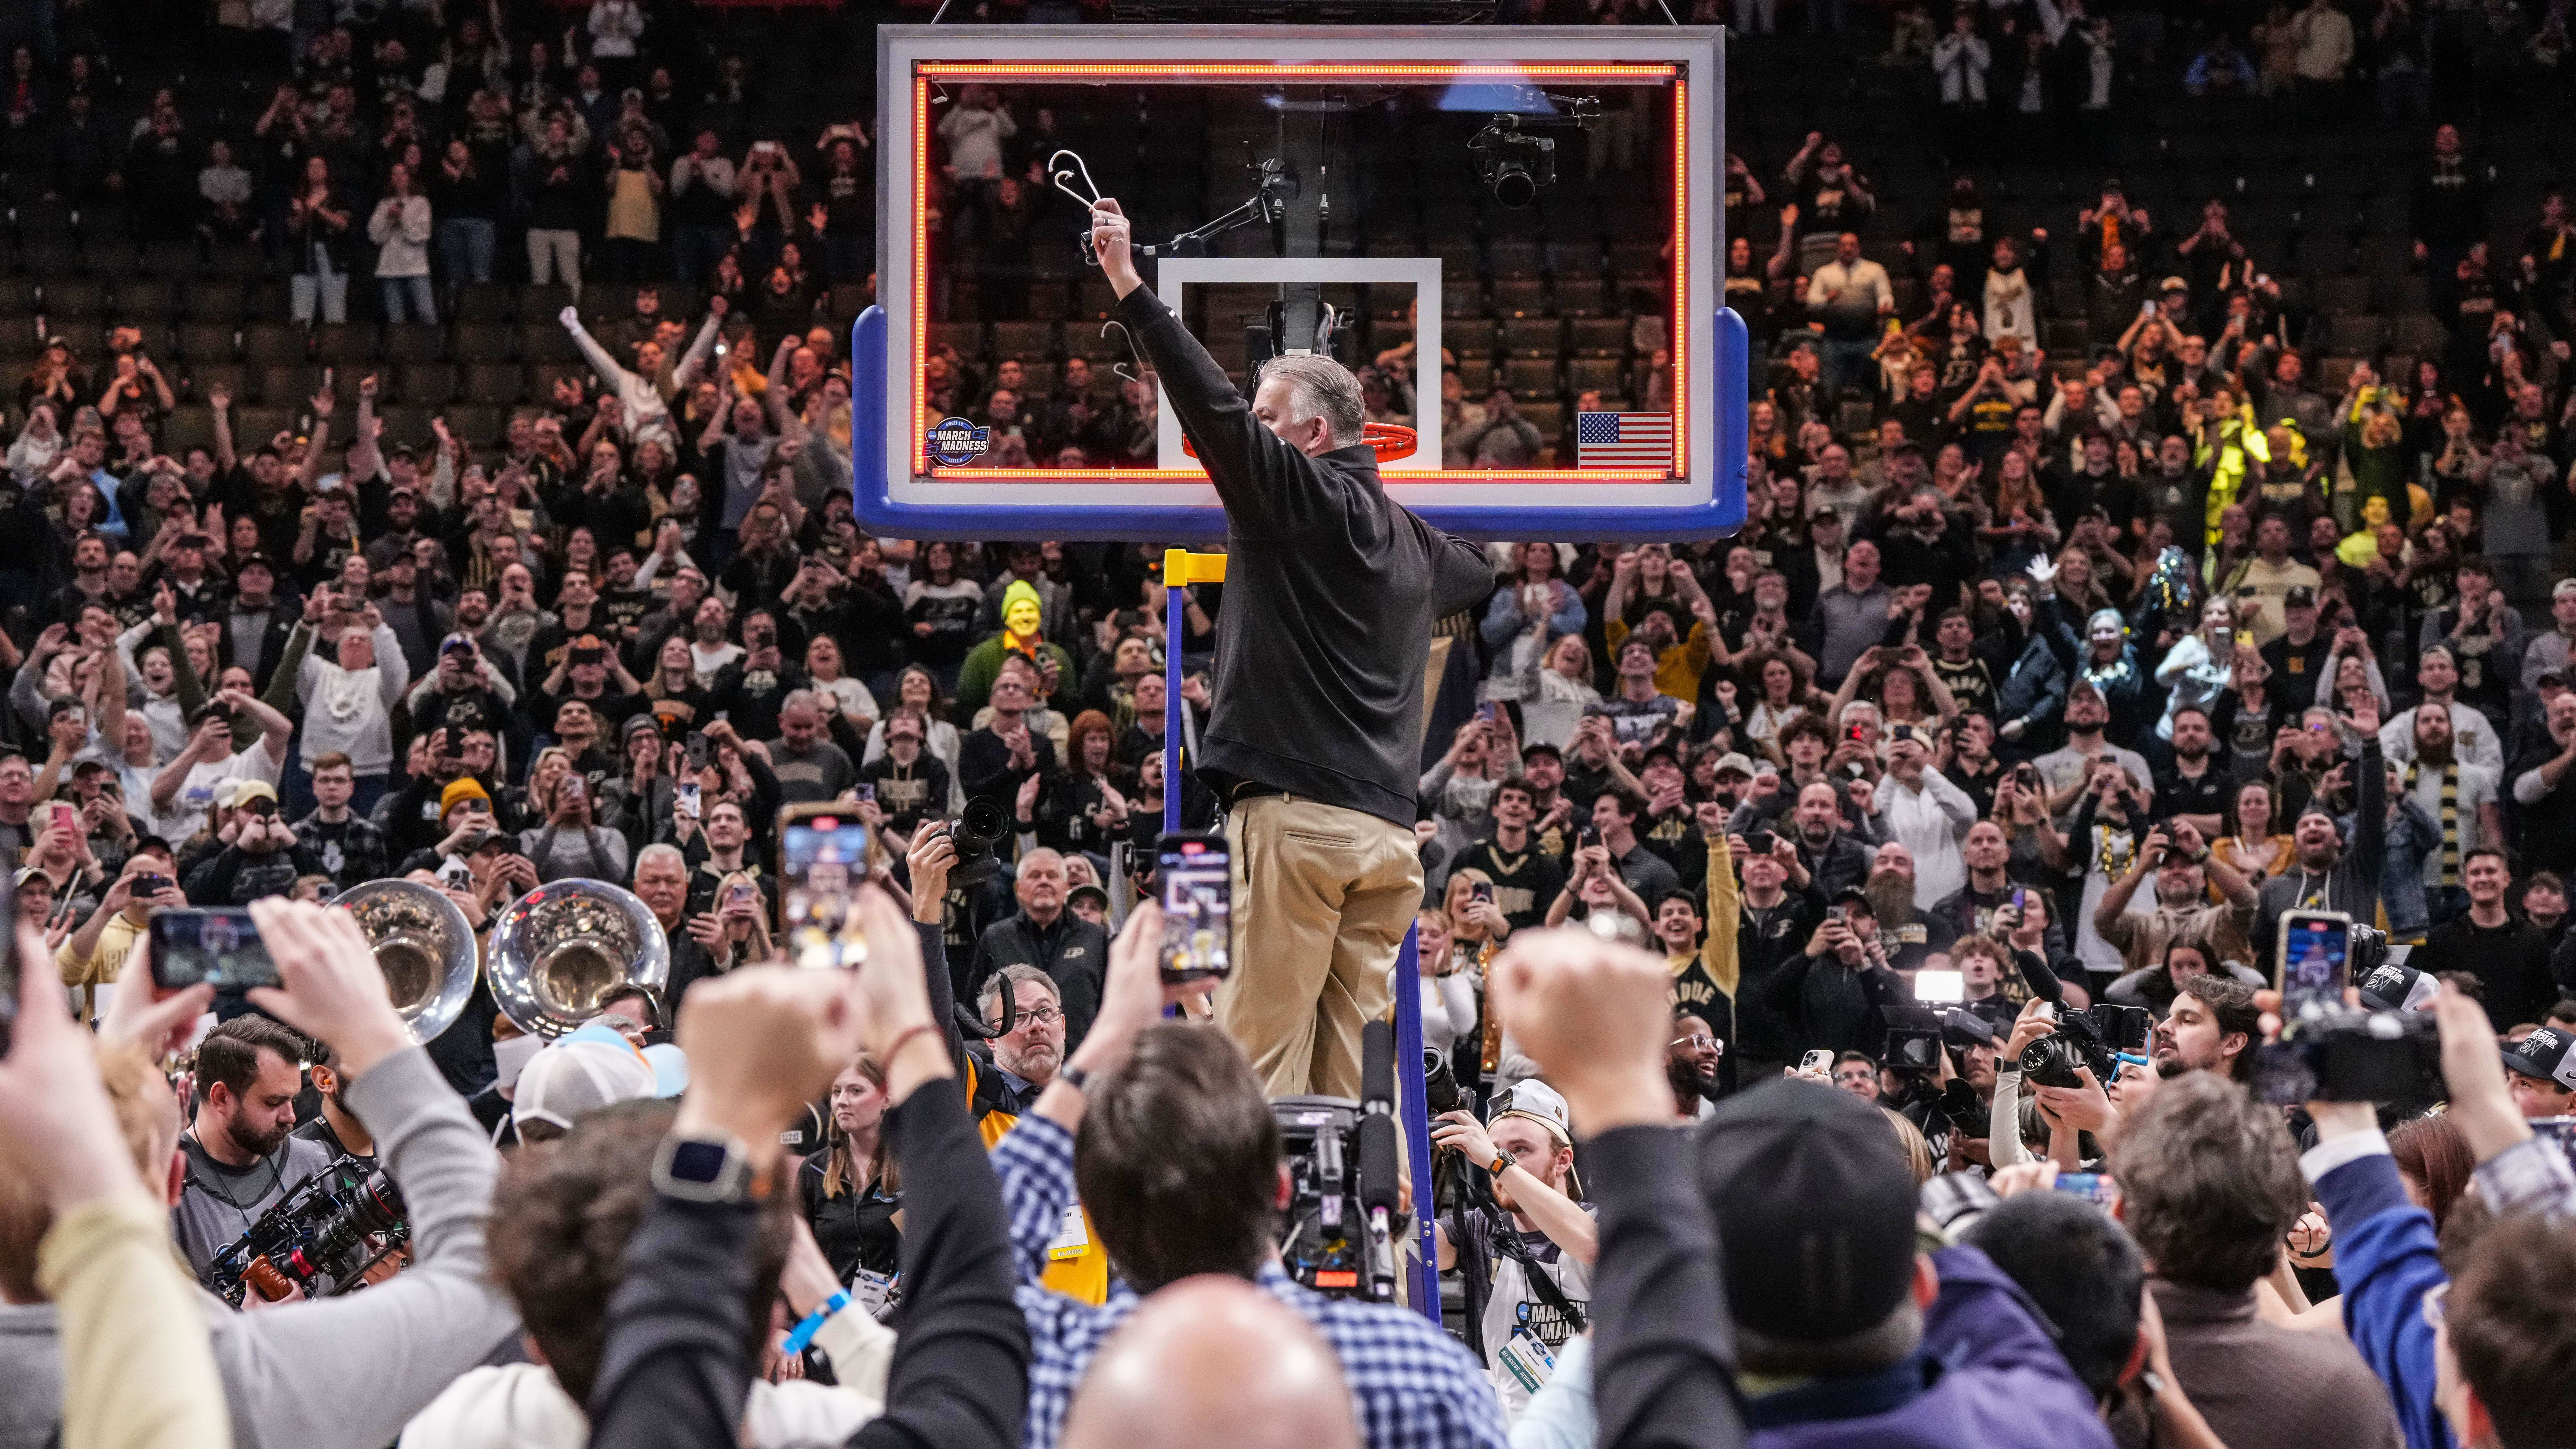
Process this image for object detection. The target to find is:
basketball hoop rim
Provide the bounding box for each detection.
[1178,421,1419,461]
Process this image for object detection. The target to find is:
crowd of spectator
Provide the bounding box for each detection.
[0,3,2571,1449]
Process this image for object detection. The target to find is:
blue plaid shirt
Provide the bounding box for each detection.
[993,1115,1507,1449]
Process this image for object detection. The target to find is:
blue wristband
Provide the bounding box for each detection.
[781,1291,849,1356]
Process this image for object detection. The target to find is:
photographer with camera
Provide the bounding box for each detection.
[1431,1080,1596,1415]
[2089,819,2257,978]
[3,900,520,1449]
[990,896,1503,1449]
[185,780,327,908]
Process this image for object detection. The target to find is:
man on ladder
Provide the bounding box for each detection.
[1089,196,1494,1099]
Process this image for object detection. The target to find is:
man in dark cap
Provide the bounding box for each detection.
[1490,926,2113,1449]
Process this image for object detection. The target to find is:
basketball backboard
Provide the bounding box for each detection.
[855,24,1744,542]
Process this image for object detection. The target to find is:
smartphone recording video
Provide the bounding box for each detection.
[150,909,279,991]
[1157,831,1231,984]
[2277,910,2352,1020]
[780,804,867,969]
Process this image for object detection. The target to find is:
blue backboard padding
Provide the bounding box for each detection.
[849,304,1747,543]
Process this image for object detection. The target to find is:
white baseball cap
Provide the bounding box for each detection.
[1490,1078,1574,1147]
[513,1032,657,1135]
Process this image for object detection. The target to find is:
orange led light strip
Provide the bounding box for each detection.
[912,74,931,477]
[1671,74,1688,474]
[940,468,1677,482]
[920,61,1678,80]
[910,62,1691,481]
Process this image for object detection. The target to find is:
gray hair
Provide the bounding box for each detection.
[634,843,687,877]
[977,963,1059,1027]
[1259,355,1366,450]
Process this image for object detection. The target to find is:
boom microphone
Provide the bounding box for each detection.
[2018,948,2064,1006]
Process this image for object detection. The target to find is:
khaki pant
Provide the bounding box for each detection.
[1216,795,1420,1100]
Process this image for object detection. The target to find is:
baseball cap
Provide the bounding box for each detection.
[1520,740,1563,762]
[2159,275,2189,294]
[2357,962,2438,1012]
[2503,1026,2576,1092]
[1068,882,1110,912]
[2556,579,2576,602]
[225,778,279,809]
[440,633,479,656]
[1711,751,1757,779]
[513,1032,659,1135]
[1695,1079,1920,1341]
[12,866,50,889]
[2284,585,2317,609]
[622,712,663,744]
[235,552,278,577]
[1489,1078,1573,1148]
[1830,885,1874,913]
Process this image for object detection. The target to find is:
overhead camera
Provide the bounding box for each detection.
[1467,95,1599,209]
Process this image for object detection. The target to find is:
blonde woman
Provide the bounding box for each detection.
[2154,597,2238,741]
[688,867,774,971]
[1516,632,1602,750]
[1410,908,1482,1057]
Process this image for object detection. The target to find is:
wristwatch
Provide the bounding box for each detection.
[652,1129,761,1204]
[1488,1151,1513,1178]
[1058,1061,1098,1096]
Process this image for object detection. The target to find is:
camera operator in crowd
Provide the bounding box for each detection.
[0,899,516,1449]
[1431,1081,1596,1414]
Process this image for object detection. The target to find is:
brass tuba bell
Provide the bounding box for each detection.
[486,879,672,1039]
[339,879,482,1045]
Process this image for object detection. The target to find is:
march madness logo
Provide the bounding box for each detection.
[926,416,991,467]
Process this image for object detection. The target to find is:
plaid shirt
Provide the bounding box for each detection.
[993,1116,1507,1449]
[2471,1132,2576,1218]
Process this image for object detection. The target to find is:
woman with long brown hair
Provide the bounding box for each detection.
[799,1054,900,1283]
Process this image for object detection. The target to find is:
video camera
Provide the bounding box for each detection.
[207,1155,407,1307]
[1273,1020,1404,1303]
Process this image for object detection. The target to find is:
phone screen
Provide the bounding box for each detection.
[782,812,865,932]
[1157,833,1231,983]
[2277,911,2351,1021]
[150,909,279,991]
[675,780,702,819]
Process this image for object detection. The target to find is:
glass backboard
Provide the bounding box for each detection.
[861,25,1740,540]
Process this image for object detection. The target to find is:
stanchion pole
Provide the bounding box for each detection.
[1159,550,1225,834]
[1393,923,1442,1321]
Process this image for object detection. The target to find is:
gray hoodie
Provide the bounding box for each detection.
[0,1045,518,1449]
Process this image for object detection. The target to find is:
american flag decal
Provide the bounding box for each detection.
[1574,411,1675,468]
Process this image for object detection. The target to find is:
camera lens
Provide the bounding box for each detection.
[2019,1034,2083,1089]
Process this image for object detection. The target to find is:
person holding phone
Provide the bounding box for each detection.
[54,845,186,1023]
[521,763,631,885]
